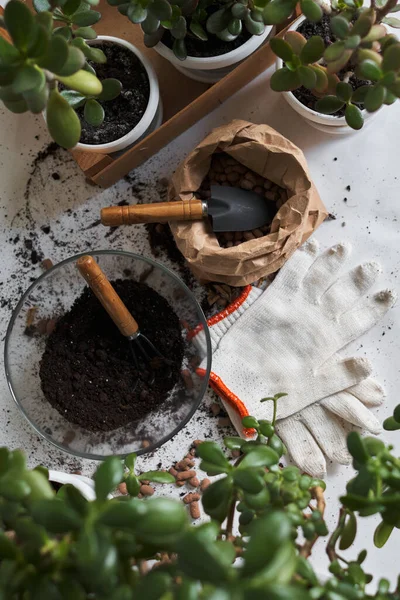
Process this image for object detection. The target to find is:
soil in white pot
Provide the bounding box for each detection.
[162,27,252,58]
[76,43,150,145]
[291,15,371,117]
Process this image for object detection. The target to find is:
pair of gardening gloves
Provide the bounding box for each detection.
[192,240,396,478]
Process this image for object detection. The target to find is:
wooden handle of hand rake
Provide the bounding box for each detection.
[76,255,138,338]
[100,199,205,227]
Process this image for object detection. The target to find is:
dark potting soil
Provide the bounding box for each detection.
[77,43,150,145]
[292,15,371,117]
[39,280,184,432]
[162,27,252,58]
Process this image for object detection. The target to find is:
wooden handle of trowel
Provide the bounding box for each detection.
[76,255,139,338]
[101,199,205,226]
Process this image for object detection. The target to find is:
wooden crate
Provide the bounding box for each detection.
[1,2,293,188]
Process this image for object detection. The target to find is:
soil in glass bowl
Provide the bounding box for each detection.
[76,43,150,145]
[291,15,371,117]
[39,280,184,432]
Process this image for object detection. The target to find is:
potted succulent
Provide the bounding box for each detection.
[0,0,161,152]
[110,0,275,82]
[267,0,400,133]
[1,399,400,597]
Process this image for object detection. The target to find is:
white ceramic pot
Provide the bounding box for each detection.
[154,26,274,83]
[49,470,96,500]
[50,35,162,154]
[275,16,377,135]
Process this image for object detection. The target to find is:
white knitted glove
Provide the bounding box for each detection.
[193,240,395,475]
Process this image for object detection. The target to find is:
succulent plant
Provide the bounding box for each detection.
[0,0,122,148]
[1,396,400,598]
[109,0,273,60]
[269,0,400,129]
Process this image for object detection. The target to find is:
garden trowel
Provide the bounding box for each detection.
[100,185,272,232]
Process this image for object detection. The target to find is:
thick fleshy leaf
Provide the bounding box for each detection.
[330,15,350,39]
[374,521,394,548]
[357,48,382,65]
[0,37,20,65]
[263,0,297,24]
[71,9,101,26]
[144,29,164,47]
[352,14,373,38]
[270,67,301,91]
[300,0,322,22]
[197,441,231,468]
[206,8,231,34]
[345,34,361,49]
[134,498,187,546]
[190,20,208,40]
[228,17,242,36]
[326,49,352,73]
[339,511,357,549]
[62,0,81,15]
[56,46,86,76]
[383,16,400,27]
[38,34,69,72]
[2,97,28,113]
[362,24,386,43]
[60,89,86,108]
[310,65,328,92]
[23,81,49,113]
[324,40,346,62]
[127,3,148,23]
[151,0,172,20]
[58,69,102,96]
[347,432,369,463]
[12,65,45,94]
[315,95,345,114]
[4,0,34,51]
[364,84,386,111]
[171,15,187,39]
[53,25,73,40]
[138,471,175,484]
[285,31,306,54]
[202,477,233,522]
[232,2,248,18]
[242,512,292,576]
[244,14,265,35]
[238,445,279,468]
[336,81,352,102]
[177,529,230,584]
[224,436,244,451]
[383,416,400,430]
[84,98,105,126]
[345,103,364,130]
[97,77,122,101]
[233,469,265,494]
[359,58,383,81]
[31,498,81,532]
[74,26,98,39]
[81,43,107,64]
[270,37,294,61]
[298,65,317,89]
[141,13,161,34]
[172,38,187,60]
[382,43,400,72]
[94,456,124,500]
[27,22,49,58]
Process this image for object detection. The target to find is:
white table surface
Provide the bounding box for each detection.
[1,48,400,583]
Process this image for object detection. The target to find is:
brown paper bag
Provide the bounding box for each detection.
[169,120,327,286]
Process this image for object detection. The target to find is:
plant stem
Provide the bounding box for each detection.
[272,398,278,427]
[326,507,347,562]
[226,491,237,539]
[376,0,397,20]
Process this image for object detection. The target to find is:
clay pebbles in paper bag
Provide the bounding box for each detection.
[169,120,328,286]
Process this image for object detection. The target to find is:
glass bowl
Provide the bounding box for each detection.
[5,251,211,460]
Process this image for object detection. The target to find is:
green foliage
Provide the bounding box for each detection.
[0,0,122,147]
[0,402,399,598]
[269,1,400,129]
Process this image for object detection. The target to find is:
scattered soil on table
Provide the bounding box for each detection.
[162,25,251,58]
[39,280,184,432]
[198,152,284,247]
[292,15,371,117]
[76,43,150,145]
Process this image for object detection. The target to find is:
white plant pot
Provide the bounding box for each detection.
[46,35,162,154]
[275,16,377,135]
[154,26,274,83]
[49,470,96,500]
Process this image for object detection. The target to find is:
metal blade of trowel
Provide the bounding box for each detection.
[207,185,272,232]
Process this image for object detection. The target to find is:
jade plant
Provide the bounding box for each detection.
[0,0,121,147]
[1,396,400,598]
[268,0,400,130]
[109,0,273,60]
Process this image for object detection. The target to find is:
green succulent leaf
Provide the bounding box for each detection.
[382,16,400,27]
[233,469,265,494]
[394,404,400,422]
[60,89,86,108]
[270,38,294,62]
[2,97,29,113]
[134,572,171,600]
[71,9,101,26]
[310,65,328,92]
[228,17,242,36]
[171,15,187,39]
[326,48,352,73]
[134,498,187,546]
[345,103,363,129]
[242,511,292,576]
[33,0,52,11]
[141,13,161,34]
[172,38,187,60]
[56,46,86,76]
[23,81,49,113]
[330,15,350,39]
[190,20,208,40]
[196,441,231,468]
[336,81,352,102]
[383,416,400,431]
[232,2,248,18]
[345,34,361,49]
[242,416,259,429]
[0,37,21,65]
[374,521,394,548]
[62,0,82,15]
[152,0,173,20]
[324,40,346,62]
[37,34,69,72]
[300,35,325,64]
[53,25,73,41]
[96,77,122,101]
[202,477,233,522]
[80,43,107,64]
[298,65,317,89]
[11,65,44,95]
[4,0,34,52]
[224,436,244,451]
[244,14,265,35]
[382,43,400,72]
[285,31,306,54]
[139,471,175,484]
[347,432,369,463]
[177,527,230,584]
[206,8,231,34]
[362,24,386,43]
[339,511,357,550]
[364,84,386,112]
[300,0,323,22]
[263,0,297,25]
[351,84,370,103]
[271,67,302,91]
[31,498,81,533]
[352,14,373,38]
[127,3,148,23]
[94,456,124,500]
[125,473,141,496]
[74,26,98,39]
[124,453,136,470]
[27,22,49,58]
[238,445,279,469]
[0,477,31,501]
[315,95,345,114]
